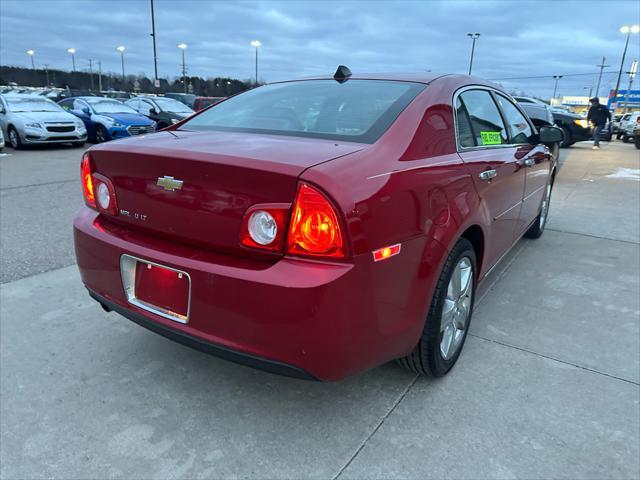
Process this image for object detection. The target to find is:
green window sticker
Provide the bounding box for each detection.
[480,131,502,145]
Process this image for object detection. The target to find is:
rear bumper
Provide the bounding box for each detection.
[88,289,316,380]
[74,208,440,380]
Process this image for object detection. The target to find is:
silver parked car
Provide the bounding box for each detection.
[0,94,87,149]
[0,126,4,152]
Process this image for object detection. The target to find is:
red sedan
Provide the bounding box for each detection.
[74,68,562,381]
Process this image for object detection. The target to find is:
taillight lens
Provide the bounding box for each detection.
[240,204,289,253]
[92,173,118,215]
[81,153,95,209]
[286,183,346,259]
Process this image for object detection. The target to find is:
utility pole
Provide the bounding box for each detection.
[150,0,159,88]
[88,59,95,91]
[622,60,638,114]
[98,60,103,92]
[594,56,609,97]
[44,64,50,87]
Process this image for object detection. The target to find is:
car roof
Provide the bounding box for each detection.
[293,72,449,84]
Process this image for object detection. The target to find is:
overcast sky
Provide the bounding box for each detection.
[1,0,639,98]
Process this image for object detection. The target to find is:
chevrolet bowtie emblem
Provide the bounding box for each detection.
[156,176,184,191]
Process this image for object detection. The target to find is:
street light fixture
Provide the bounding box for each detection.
[116,46,126,82]
[177,43,188,94]
[67,48,76,71]
[552,75,563,106]
[611,25,640,113]
[466,33,480,75]
[250,40,261,84]
[26,49,35,69]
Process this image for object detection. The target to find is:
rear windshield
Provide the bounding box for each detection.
[180,79,426,143]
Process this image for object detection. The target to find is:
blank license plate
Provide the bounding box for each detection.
[134,261,190,320]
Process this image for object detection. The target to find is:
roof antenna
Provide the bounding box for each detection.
[334,65,352,83]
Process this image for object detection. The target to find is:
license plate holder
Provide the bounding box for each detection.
[120,255,191,323]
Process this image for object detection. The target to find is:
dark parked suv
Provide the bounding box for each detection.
[125,97,195,129]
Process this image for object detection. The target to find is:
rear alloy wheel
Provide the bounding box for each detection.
[525,180,552,239]
[397,238,476,377]
[8,126,22,150]
[95,125,108,143]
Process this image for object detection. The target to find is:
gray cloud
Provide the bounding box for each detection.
[1,0,639,98]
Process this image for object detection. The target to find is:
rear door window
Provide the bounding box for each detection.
[458,90,508,147]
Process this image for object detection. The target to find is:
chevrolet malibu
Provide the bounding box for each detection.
[74,69,562,381]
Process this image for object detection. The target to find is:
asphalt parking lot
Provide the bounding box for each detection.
[1,141,639,479]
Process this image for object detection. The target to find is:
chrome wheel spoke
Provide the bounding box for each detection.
[441,299,456,331]
[440,256,474,361]
[440,323,455,359]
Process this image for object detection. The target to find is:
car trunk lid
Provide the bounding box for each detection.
[89,131,364,256]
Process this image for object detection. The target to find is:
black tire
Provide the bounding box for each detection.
[397,238,476,377]
[94,125,108,143]
[634,136,640,150]
[560,126,572,148]
[8,126,23,150]
[622,135,630,143]
[524,178,552,239]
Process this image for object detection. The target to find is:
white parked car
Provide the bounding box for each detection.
[621,111,640,143]
[0,94,87,149]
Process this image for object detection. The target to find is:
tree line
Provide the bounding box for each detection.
[0,66,258,97]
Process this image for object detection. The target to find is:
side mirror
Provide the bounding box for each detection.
[539,125,563,144]
[149,108,158,116]
[82,107,91,115]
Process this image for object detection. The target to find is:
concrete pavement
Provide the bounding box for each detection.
[1,141,639,479]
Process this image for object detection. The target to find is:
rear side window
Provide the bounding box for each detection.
[181,79,426,144]
[458,90,508,146]
[455,98,475,148]
[495,94,533,144]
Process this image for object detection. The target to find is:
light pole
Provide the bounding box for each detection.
[466,33,480,75]
[26,49,35,69]
[67,48,76,71]
[116,46,126,82]
[150,0,159,88]
[611,25,640,113]
[552,75,563,106]
[250,40,261,84]
[177,43,187,94]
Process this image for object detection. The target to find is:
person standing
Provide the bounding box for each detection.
[587,97,611,150]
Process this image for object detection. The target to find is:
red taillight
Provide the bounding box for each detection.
[286,183,346,259]
[92,173,118,215]
[81,153,95,209]
[240,204,289,253]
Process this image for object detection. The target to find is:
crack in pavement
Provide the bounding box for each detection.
[469,333,639,386]
[546,227,639,245]
[0,179,76,192]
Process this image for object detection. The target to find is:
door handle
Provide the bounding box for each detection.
[522,158,535,167]
[479,169,497,181]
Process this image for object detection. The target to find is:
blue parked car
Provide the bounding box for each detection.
[58,96,156,143]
